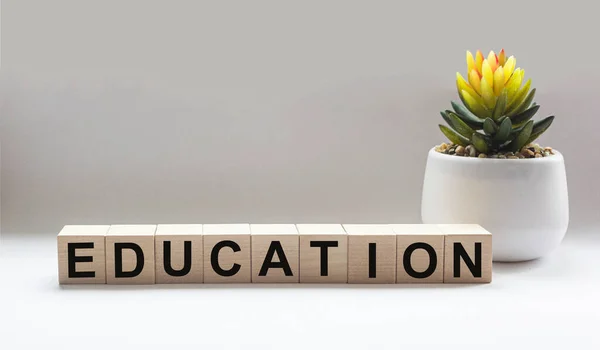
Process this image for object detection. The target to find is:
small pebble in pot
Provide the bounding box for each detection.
[455,146,465,156]
[478,153,487,158]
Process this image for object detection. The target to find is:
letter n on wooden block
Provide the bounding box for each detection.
[155,224,203,284]
[439,224,492,283]
[57,225,110,284]
[106,225,156,284]
[345,224,396,284]
[391,224,444,283]
[203,224,251,283]
[297,224,348,283]
[251,224,299,283]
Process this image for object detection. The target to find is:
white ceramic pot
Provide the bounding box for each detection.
[421,148,569,262]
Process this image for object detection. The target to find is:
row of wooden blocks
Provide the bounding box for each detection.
[57,223,492,284]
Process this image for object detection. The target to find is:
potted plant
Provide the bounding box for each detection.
[421,49,569,262]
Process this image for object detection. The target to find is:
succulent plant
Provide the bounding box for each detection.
[439,49,554,154]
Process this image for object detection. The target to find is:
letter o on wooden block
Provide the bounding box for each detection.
[345,224,396,284]
[106,225,156,284]
[251,224,299,283]
[391,224,444,283]
[203,224,252,283]
[57,225,110,284]
[155,224,203,284]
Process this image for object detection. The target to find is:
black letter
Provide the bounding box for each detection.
[115,243,144,278]
[211,240,242,277]
[369,243,376,278]
[310,241,338,276]
[67,242,95,278]
[403,242,437,279]
[453,242,482,278]
[163,241,192,277]
[259,241,293,276]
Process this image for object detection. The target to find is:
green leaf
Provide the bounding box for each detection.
[451,101,484,127]
[483,118,498,135]
[492,90,508,120]
[508,88,536,117]
[439,125,469,146]
[510,105,540,126]
[527,116,555,144]
[509,120,534,152]
[493,116,512,142]
[471,132,490,153]
[448,112,475,138]
[440,110,452,126]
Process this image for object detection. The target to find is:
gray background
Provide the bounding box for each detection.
[1,0,598,234]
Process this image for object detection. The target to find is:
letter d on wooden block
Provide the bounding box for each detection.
[345,224,396,284]
[203,224,252,283]
[251,224,299,283]
[106,225,156,284]
[155,224,203,284]
[57,225,110,284]
[439,224,492,283]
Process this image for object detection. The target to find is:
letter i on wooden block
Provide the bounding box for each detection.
[297,224,347,283]
[105,225,156,284]
[203,224,251,283]
[155,224,203,284]
[439,224,492,283]
[345,224,397,284]
[57,225,110,284]
[391,224,444,283]
[251,224,299,283]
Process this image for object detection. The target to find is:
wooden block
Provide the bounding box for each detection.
[57,225,110,284]
[105,225,156,284]
[297,224,347,283]
[203,224,251,283]
[344,224,396,284]
[439,224,492,283]
[155,224,203,284]
[391,224,444,283]
[251,224,299,283]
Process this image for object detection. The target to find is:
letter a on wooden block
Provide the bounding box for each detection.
[203,224,252,283]
[345,224,396,284]
[57,225,110,284]
[391,224,444,284]
[297,224,348,283]
[155,224,203,284]
[439,224,492,283]
[251,224,299,283]
[106,225,156,284]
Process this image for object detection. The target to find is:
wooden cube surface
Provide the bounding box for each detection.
[251,224,299,283]
[391,224,444,283]
[105,225,156,285]
[155,224,203,284]
[57,225,110,284]
[297,224,348,283]
[439,224,492,283]
[344,224,396,284]
[203,224,251,283]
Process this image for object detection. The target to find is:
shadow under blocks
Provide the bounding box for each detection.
[56,224,493,285]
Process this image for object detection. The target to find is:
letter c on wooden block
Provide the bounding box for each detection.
[105,225,156,285]
[203,224,251,283]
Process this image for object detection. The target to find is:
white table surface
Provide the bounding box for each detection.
[1,230,599,349]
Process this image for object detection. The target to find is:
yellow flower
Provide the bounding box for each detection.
[456,49,531,118]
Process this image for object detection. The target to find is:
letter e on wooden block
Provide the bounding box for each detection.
[297,224,348,283]
[251,224,299,283]
[345,224,396,284]
[439,224,492,283]
[155,224,203,284]
[391,224,444,283]
[106,225,156,284]
[203,224,251,283]
[57,225,110,284]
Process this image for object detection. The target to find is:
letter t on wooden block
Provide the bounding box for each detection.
[345,224,396,284]
[155,224,203,284]
[106,225,156,284]
[203,224,251,283]
[391,224,444,283]
[297,224,348,283]
[251,224,299,283]
[439,224,492,283]
[57,225,110,284]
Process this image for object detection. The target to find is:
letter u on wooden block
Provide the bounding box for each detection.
[155,224,203,284]
[106,225,156,284]
[391,224,444,283]
[345,224,396,284]
[203,224,251,283]
[57,225,110,284]
[251,224,299,283]
[439,224,492,283]
[297,224,348,283]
